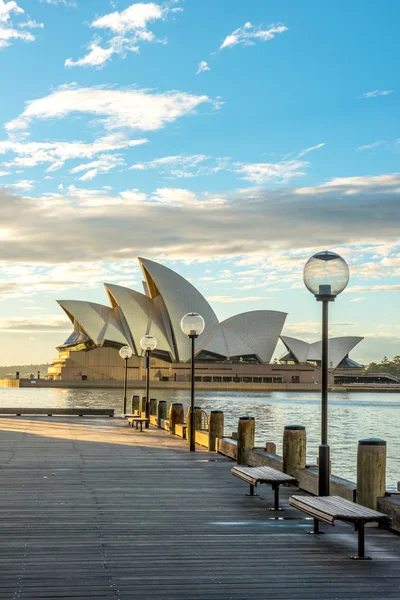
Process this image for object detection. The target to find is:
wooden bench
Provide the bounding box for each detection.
[231,466,297,511]
[127,417,149,432]
[289,495,391,559]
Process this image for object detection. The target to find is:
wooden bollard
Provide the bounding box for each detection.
[157,400,167,428]
[265,442,277,454]
[169,403,184,435]
[149,398,157,417]
[131,395,140,414]
[357,438,386,509]
[283,425,306,477]
[237,416,255,465]
[208,410,224,452]
[186,406,202,444]
[231,431,238,441]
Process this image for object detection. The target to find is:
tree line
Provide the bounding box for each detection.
[366,356,400,376]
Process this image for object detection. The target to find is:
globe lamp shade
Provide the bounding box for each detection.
[140,335,158,352]
[119,345,133,360]
[303,251,349,298]
[180,312,205,337]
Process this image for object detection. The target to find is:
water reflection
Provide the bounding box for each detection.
[0,387,399,487]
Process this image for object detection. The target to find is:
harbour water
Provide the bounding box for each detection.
[1,387,399,488]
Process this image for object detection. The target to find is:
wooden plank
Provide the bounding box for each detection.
[0,416,398,600]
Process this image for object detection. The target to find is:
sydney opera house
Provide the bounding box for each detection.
[47,258,364,388]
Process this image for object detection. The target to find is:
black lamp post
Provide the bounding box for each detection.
[303,250,349,496]
[180,312,205,452]
[119,345,133,416]
[140,334,158,425]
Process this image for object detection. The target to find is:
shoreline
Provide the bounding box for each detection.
[1,378,400,393]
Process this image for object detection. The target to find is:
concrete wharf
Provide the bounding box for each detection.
[0,416,399,599]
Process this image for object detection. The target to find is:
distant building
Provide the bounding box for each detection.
[47,257,365,386]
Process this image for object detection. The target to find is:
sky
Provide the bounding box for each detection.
[0,0,399,366]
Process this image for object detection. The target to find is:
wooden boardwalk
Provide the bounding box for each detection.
[0,416,399,599]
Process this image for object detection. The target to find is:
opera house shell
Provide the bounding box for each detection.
[280,336,364,369]
[57,257,288,364]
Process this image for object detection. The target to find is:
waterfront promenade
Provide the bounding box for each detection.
[0,417,399,599]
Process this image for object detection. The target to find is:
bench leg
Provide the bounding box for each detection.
[350,522,372,560]
[269,485,283,511]
[140,422,143,432]
[307,518,325,535]
[246,484,258,497]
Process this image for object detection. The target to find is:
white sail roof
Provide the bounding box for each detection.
[139,257,220,362]
[105,283,172,356]
[58,300,128,347]
[281,335,364,368]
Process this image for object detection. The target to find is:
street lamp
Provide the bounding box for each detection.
[119,345,133,416]
[180,312,205,451]
[303,250,349,496]
[140,334,157,426]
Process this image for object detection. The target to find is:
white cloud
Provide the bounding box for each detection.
[6,84,213,134]
[3,179,34,190]
[206,295,267,303]
[347,285,400,293]
[0,0,43,48]
[295,173,400,195]
[0,134,147,171]
[70,153,124,181]
[65,2,171,68]
[40,0,76,5]
[360,90,394,99]
[18,20,44,29]
[356,141,385,152]
[131,154,210,177]
[0,172,398,264]
[0,316,71,332]
[234,160,309,184]
[350,297,366,303]
[220,22,287,50]
[297,143,325,158]
[196,60,210,75]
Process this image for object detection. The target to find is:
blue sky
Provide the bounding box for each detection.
[0,0,399,365]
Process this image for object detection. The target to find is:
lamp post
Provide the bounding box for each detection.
[180,312,205,451]
[303,250,349,496]
[119,345,133,416]
[140,334,157,425]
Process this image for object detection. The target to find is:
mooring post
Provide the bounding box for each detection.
[357,438,387,509]
[265,442,277,454]
[237,416,255,465]
[157,400,167,428]
[283,425,306,478]
[131,394,140,415]
[208,410,224,451]
[169,402,184,435]
[149,398,157,417]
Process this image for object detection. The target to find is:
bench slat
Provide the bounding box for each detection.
[290,495,389,523]
[232,466,297,485]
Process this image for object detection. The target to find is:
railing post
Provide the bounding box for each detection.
[157,400,167,428]
[169,402,184,435]
[283,425,306,477]
[265,442,277,454]
[237,416,255,465]
[357,438,386,509]
[140,396,147,418]
[208,410,224,452]
[186,406,202,444]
